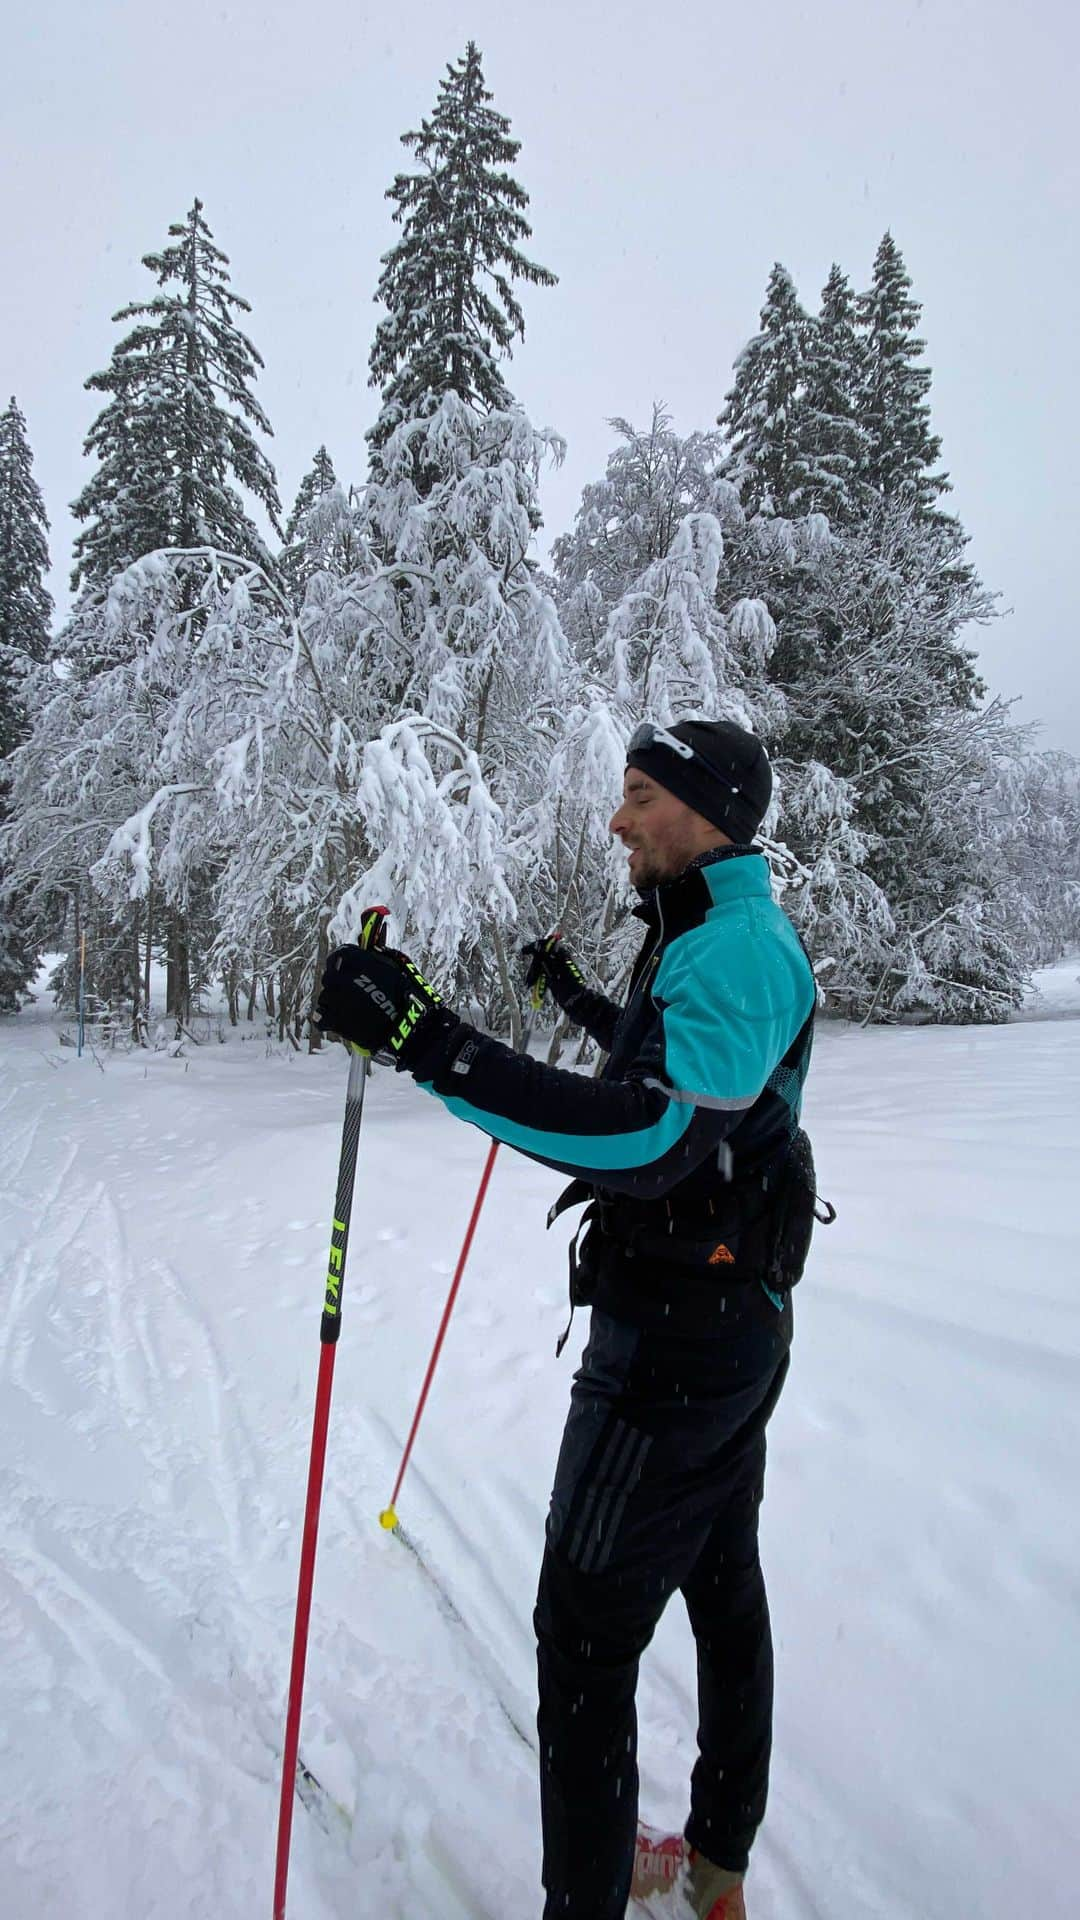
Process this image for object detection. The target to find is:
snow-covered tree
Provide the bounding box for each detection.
[0,893,39,1011]
[367,41,556,471]
[604,513,770,729]
[799,265,870,526]
[0,396,52,757]
[57,199,283,1017]
[546,410,814,1043]
[0,397,53,1006]
[279,447,362,607]
[283,445,336,547]
[857,232,949,512]
[68,357,171,619]
[771,500,1022,1018]
[718,264,827,519]
[552,386,1027,1024]
[3,395,569,1045]
[70,198,281,614]
[0,579,195,1033]
[995,747,1080,966]
[552,407,725,658]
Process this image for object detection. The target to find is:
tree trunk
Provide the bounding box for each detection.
[166,911,179,1019]
[72,889,82,1018]
[143,884,153,1025]
[130,902,143,1044]
[166,911,191,1030]
[546,1010,569,1067]
[180,928,191,1028]
[307,923,330,1053]
[491,922,521,1049]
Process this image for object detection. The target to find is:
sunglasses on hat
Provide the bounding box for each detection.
[627,721,739,794]
[628,721,695,761]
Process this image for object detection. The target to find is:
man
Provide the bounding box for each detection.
[316,718,820,1920]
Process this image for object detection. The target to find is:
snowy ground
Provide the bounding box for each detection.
[2,959,1079,1919]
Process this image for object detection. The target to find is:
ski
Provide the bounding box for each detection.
[390,1517,536,1754]
[294,1752,352,1839]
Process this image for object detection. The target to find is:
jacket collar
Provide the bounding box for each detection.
[632,845,766,939]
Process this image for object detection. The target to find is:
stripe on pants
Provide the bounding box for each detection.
[568,1417,654,1573]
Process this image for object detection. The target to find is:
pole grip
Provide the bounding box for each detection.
[528,926,560,1013]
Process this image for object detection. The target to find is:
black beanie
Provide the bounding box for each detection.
[626,718,772,841]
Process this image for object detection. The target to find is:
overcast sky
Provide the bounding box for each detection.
[4,0,1077,750]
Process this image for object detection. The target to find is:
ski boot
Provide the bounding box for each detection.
[632,1824,746,1918]
[680,1849,746,1919]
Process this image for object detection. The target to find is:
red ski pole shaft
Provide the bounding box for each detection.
[273,907,387,1920]
[379,957,552,1531]
[273,1341,337,1920]
[380,1136,501,1528]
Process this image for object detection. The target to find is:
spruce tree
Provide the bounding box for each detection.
[280,446,344,604]
[62,200,280,1022]
[857,233,948,510]
[773,495,1012,1018]
[0,397,52,1006]
[367,42,556,467]
[800,265,870,526]
[0,397,53,755]
[68,355,172,601]
[71,198,281,603]
[283,446,337,546]
[718,263,823,518]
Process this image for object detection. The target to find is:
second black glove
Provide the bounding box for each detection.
[521,934,591,1015]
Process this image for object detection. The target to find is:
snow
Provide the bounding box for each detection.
[2,964,1079,1918]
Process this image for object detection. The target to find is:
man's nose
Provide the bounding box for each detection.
[609,802,628,837]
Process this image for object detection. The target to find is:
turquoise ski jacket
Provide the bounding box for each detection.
[409,850,816,1204]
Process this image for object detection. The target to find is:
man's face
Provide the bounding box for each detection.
[609,768,715,893]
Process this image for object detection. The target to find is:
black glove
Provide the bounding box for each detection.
[521,934,590,1014]
[316,945,445,1069]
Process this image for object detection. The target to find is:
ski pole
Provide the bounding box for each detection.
[273,904,389,1920]
[379,939,555,1533]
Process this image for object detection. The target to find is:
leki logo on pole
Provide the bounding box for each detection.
[323,1218,347,1316]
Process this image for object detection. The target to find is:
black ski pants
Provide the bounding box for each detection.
[535,1298,791,1920]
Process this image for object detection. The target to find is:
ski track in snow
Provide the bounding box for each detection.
[0,1003,543,1919]
[2,958,1080,1917]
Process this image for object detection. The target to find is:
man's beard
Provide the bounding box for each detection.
[626,837,703,894]
[631,860,663,895]
[630,848,682,894]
